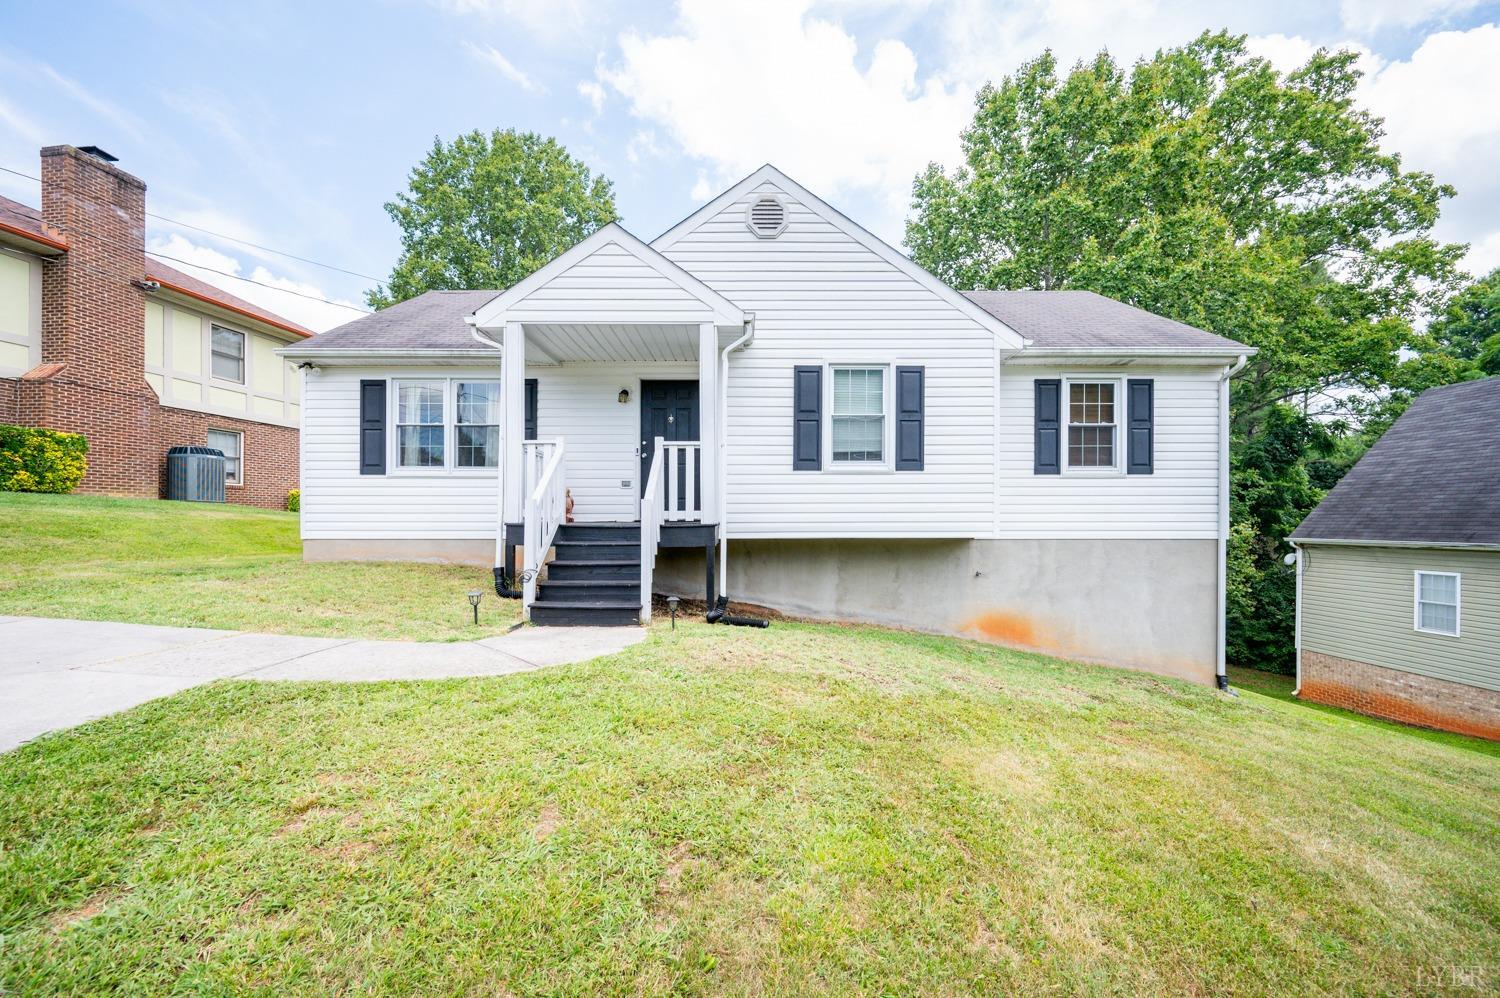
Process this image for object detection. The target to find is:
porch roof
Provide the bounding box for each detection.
[469,222,745,330]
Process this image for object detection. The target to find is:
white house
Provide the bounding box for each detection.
[281,166,1253,686]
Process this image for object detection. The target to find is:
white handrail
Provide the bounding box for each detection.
[522,437,566,616]
[639,435,666,624]
[659,441,702,522]
[521,440,557,504]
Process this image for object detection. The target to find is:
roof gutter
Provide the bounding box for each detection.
[150,274,313,339]
[1216,354,1249,691]
[1289,537,1500,553]
[0,220,68,254]
[275,347,497,360]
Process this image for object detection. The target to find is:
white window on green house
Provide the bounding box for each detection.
[211,325,245,383]
[207,428,243,485]
[1414,571,1460,636]
[396,381,445,468]
[832,366,884,463]
[1067,380,1117,469]
[456,381,501,468]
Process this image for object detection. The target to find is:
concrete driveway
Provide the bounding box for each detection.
[0,615,645,752]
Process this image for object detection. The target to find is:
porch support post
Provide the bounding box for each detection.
[697,321,719,523]
[502,322,526,525]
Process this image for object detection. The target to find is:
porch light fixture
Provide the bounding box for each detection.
[467,589,483,625]
[618,388,630,404]
[667,595,680,629]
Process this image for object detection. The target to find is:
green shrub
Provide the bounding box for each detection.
[0,424,88,493]
[287,488,300,512]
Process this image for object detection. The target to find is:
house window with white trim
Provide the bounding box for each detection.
[1414,571,1460,636]
[210,325,245,383]
[396,381,445,468]
[207,428,243,486]
[1067,380,1117,469]
[832,366,884,463]
[455,381,501,468]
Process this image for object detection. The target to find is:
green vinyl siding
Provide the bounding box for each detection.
[1300,544,1500,692]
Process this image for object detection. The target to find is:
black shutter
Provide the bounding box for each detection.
[1127,378,1154,475]
[524,378,538,440]
[359,379,386,475]
[894,365,924,470]
[793,365,822,471]
[1034,379,1061,474]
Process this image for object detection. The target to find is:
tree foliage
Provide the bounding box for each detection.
[369,129,616,308]
[1430,266,1500,371]
[906,32,1479,673]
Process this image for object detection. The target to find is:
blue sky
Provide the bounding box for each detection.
[2,0,1498,331]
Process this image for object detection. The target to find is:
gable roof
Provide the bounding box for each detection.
[0,193,311,338]
[1292,377,1500,547]
[284,290,499,354]
[470,222,744,329]
[964,290,1251,355]
[652,164,1029,350]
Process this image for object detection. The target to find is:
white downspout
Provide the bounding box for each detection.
[1216,354,1249,690]
[469,320,506,568]
[1292,543,1304,695]
[717,314,755,595]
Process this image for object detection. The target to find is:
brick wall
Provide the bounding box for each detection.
[2,146,298,509]
[1299,649,1500,741]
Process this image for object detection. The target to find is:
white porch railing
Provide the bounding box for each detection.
[659,441,702,522]
[639,436,665,624]
[522,437,566,615]
[522,440,558,506]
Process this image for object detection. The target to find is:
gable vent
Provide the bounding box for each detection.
[746,195,788,238]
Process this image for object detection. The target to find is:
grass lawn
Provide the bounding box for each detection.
[3,620,1498,993]
[0,492,519,641]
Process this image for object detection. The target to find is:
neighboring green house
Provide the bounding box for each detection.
[1290,377,1500,740]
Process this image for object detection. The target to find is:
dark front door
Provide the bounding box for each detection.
[640,380,700,514]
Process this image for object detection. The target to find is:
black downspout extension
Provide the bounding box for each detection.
[706,594,769,629]
[492,567,522,600]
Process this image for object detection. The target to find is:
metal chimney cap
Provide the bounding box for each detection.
[77,145,119,163]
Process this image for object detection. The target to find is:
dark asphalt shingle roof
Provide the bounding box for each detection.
[963,290,1251,352]
[291,290,500,352]
[1292,377,1500,546]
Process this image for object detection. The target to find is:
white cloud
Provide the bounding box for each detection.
[1338,0,1484,33]
[578,79,606,114]
[1362,24,1500,164]
[147,234,366,333]
[598,0,972,236]
[433,0,597,44]
[1245,32,1379,74]
[463,42,546,93]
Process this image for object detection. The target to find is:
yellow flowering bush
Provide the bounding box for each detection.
[0,424,89,493]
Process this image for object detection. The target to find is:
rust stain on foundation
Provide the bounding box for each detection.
[965,610,1043,648]
[1300,680,1500,741]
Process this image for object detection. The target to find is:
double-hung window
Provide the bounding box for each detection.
[455,381,501,468]
[207,428,243,485]
[396,381,446,468]
[832,366,885,464]
[1414,571,1460,636]
[210,325,245,383]
[1067,379,1118,470]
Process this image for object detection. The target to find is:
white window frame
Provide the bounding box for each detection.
[1062,375,1124,475]
[207,428,244,487]
[825,363,892,472]
[210,324,246,385]
[389,377,503,476]
[1413,571,1461,637]
[454,379,503,471]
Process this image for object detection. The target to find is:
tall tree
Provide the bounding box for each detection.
[369,129,616,308]
[1429,266,1500,371]
[906,32,1465,427]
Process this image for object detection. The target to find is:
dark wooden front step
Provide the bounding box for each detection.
[530,601,640,627]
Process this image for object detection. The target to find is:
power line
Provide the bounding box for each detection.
[0,163,371,316]
[0,163,385,284]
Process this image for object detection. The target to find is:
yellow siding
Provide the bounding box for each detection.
[209,385,246,410]
[0,252,29,337]
[251,333,282,394]
[144,371,164,395]
[170,308,202,374]
[172,377,202,403]
[145,301,164,367]
[0,340,28,369]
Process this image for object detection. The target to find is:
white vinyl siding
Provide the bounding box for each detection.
[659,180,998,539]
[500,241,708,324]
[996,365,1221,539]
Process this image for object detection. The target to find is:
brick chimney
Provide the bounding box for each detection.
[22,145,160,495]
[39,145,147,386]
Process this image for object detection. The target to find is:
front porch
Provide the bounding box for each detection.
[466,222,750,625]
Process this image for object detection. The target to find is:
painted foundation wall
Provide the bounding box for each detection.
[657,537,1218,684]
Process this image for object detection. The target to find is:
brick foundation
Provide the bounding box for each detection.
[1299,649,1500,741]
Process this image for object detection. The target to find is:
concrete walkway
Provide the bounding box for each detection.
[0,615,646,752]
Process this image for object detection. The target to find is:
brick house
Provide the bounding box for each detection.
[0,144,309,508]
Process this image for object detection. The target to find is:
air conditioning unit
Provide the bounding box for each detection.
[166,445,226,503]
